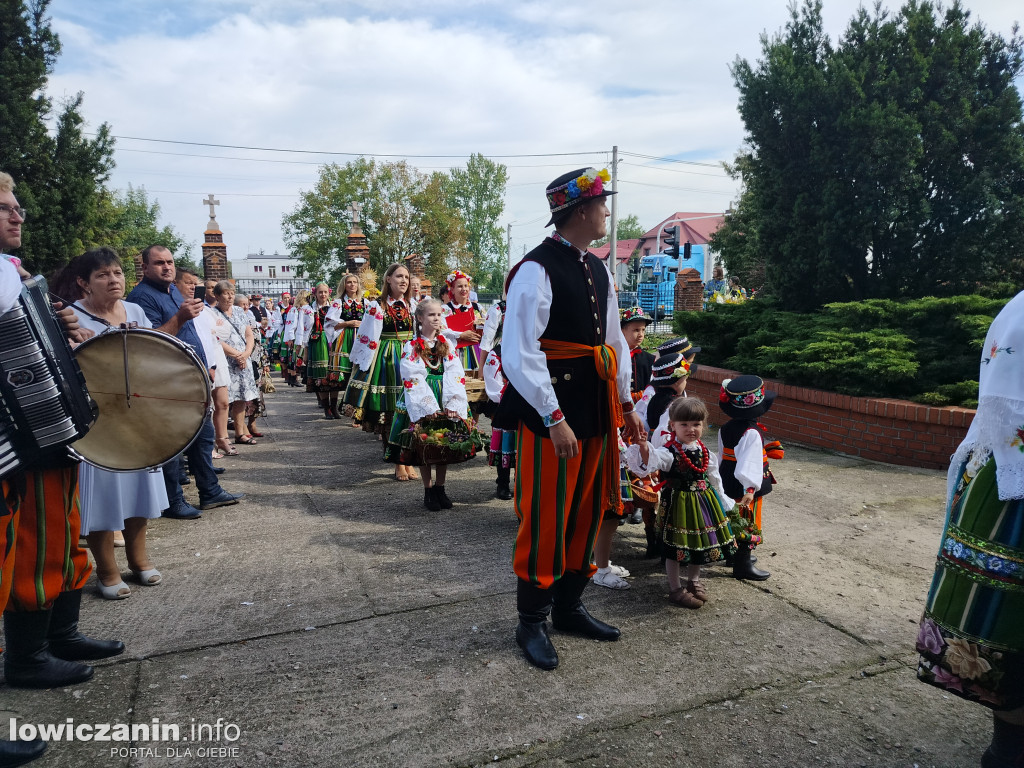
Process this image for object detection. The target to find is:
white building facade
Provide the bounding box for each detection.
[229,252,306,297]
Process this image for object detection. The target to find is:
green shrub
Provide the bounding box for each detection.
[673,295,1007,407]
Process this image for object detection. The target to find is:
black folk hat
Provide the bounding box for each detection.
[719,374,776,419]
[545,167,617,226]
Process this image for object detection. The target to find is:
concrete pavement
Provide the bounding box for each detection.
[0,380,992,767]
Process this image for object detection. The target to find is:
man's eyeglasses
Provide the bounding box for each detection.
[0,204,27,220]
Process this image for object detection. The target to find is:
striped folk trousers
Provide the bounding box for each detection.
[513,425,608,589]
[0,467,92,613]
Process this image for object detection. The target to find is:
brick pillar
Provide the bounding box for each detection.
[201,219,230,281]
[675,267,703,312]
[404,253,426,280]
[344,224,370,274]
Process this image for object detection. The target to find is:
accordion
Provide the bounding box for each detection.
[0,276,96,479]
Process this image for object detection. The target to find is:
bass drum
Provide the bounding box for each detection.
[70,328,212,471]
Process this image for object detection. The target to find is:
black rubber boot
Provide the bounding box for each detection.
[2,610,94,689]
[515,579,557,670]
[47,589,125,662]
[722,548,756,566]
[322,401,334,419]
[982,715,1024,768]
[0,738,47,767]
[732,543,770,581]
[495,467,513,500]
[551,571,620,641]
[433,486,453,510]
[330,398,342,420]
[424,487,441,512]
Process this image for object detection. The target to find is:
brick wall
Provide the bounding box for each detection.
[686,364,974,470]
[202,229,230,281]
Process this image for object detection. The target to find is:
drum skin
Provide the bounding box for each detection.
[70,329,212,471]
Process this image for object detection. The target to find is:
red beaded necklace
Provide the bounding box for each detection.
[668,437,709,474]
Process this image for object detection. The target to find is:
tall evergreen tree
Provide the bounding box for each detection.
[0,0,114,273]
[718,0,1024,310]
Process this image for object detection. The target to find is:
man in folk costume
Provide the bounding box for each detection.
[497,167,644,670]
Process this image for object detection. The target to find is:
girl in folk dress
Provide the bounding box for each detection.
[385,299,473,511]
[281,294,300,386]
[305,283,338,419]
[629,397,737,609]
[293,289,315,387]
[344,263,419,481]
[442,269,485,375]
[325,273,366,425]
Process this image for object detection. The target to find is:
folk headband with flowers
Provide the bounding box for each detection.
[446,269,471,288]
[546,168,614,221]
[620,306,654,326]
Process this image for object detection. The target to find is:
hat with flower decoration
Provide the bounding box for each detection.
[658,336,701,359]
[545,167,617,226]
[650,353,691,385]
[620,306,653,327]
[719,374,776,419]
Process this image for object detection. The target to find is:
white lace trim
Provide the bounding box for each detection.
[947,394,1024,502]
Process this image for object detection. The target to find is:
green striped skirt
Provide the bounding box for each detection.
[342,331,412,432]
[917,453,1024,710]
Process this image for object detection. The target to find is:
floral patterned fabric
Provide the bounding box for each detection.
[917,453,1024,710]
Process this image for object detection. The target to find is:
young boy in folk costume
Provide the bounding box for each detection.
[385,299,473,511]
[629,397,737,608]
[304,283,338,419]
[325,273,367,425]
[590,306,655,590]
[717,375,784,581]
[344,263,419,481]
[635,336,700,428]
[442,269,485,375]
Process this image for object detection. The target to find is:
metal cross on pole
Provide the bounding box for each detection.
[203,194,220,219]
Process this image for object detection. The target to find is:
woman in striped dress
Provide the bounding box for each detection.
[343,263,418,480]
[916,291,1024,767]
[325,273,366,424]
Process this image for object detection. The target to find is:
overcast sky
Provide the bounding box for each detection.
[46,0,1022,266]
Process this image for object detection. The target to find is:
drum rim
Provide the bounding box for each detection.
[70,327,213,472]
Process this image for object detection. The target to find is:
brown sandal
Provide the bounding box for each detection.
[668,587,703,609]
[686,580,708,603]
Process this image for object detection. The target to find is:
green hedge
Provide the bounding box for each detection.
[673,295,1010,407]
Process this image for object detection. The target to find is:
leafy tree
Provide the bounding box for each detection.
[717,0,1024,310]
[282,158,472,290]
[0,0,115,275]
[94,185,195,283]
[443,153,508,291]
[594,213,646,247]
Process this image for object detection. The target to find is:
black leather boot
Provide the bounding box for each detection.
[644,524,660,558]
[0,738,47,767]
[551,571,620,641]
[48,589,125,662]
[424,487,441,511]
[330,399,342,420]
[732,543,770,580]
[322,400,334,419]
[515,579,557,670]
[982,715,1024,768]
[3,610,94,689]
[495,467,513,500]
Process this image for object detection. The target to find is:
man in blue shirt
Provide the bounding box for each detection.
[128,245,244,517]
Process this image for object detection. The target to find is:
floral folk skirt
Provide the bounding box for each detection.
[917,453,1024,710]
[305,333,335,392]
[326,327,357,390]
[343,332,412,434]
[488,428,516,469]
[657,486,737,565]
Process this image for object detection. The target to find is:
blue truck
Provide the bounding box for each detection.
[633,246,705,319]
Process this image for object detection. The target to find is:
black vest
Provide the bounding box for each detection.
[494,238,610,439]
[719,419,774,499]
[630,350,655,395]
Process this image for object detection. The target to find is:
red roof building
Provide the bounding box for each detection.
[636,212,725,257]
[591,238,641,265]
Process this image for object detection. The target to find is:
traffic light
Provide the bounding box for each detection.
[663,225,680,259]
[683,241,692,260]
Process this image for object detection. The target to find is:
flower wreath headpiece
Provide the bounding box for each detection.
[446,269,472,288]
[619,306,653,325]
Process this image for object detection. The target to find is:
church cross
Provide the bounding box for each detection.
[348,201,363,225]
[203,194,220,219]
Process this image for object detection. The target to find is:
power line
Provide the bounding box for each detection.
[618,179,734,195]
[620,151,724,169]
[620,161,728,179]
[106,134,607,160]
[113,188,299,198]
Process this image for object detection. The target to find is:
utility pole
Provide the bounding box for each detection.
[610,145,619,290]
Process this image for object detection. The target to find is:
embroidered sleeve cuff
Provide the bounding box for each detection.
[543,409,565,428]
[620,401,634,414]
[745,487,757,494]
